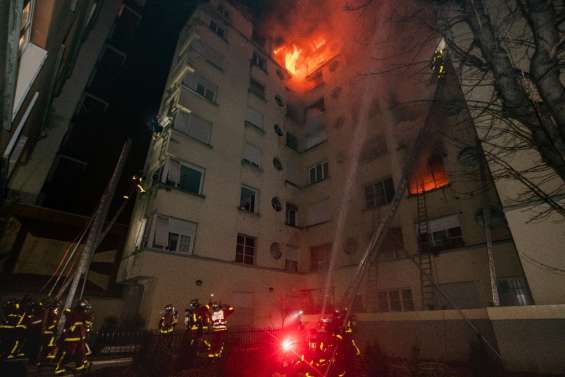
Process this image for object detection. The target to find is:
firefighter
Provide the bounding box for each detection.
[54,299,94,375]
[0,295,33,360]
[431,43,447,78]
[329,310,361,376]
[158,304,178,335]
[26,298,46,363]
[207,301,234,359]
[39,298,61,363]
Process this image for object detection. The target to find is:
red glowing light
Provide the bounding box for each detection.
[281,337,295,352]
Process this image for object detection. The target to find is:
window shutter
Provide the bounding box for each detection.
[417,214,460,234]
[169,217,196,237]
[154,215,169,247]
[243,143,261,166]
[246,107,263,129]
[174,110,191,134]
[167,159,181,185]
[189,113,212,143]
[135,218,147,248]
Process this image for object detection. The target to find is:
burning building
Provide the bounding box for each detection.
[116,0,562,372]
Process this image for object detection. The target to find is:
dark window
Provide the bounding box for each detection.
[309,162,329,184]
[271,197,282,211]
[286,132,299,151]
[217,4,230,20]
[236,234,255,265]
[306,97,325,112]
[273,157,283,171]
[275,95,284,107]
[249,78,265,99]
[179,165,202,194]
[361,136,387,162]
[430,226,464,251]
[209,20,226,40]
[285,260,298,272]
[380,227,404,260]
[240,186,257,213]
[365,177,395,209]
[402,289,414,311]
[274,124,284,136]
[251,51,267,72]
[168,232,179,251]
[378,292,389,312]
[286,203,298,226]
[497,277,532,306]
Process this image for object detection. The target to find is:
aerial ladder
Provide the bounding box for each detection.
[340,76,447,315]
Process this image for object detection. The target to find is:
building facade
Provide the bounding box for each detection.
[118,0,532,332]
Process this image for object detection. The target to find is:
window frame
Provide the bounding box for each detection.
[249,78,266,100]
[239,185,259,214]
[151,215,197,255]
[377,288,415,312]
[365,177,395,209]
[209,19,227,41]
[178,162,205,195]
[236,233,256,265]
[19,0,35,54]
[251,51,268,73]
[285,203,298,226]
[308,161,329,185]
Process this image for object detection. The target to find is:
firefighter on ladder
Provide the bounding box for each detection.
[159,304,178,335]
[54,299,94,375]
[0,295,33,360]
[207,301,234,359]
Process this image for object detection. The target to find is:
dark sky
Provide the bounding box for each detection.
[45,0,273,222]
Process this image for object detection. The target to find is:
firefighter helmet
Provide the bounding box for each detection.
[164,304,175,312]
[77,298,92,312]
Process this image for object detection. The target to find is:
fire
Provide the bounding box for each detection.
[273,34,338,89]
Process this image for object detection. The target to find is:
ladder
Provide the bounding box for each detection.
[341,78,447,312]
[416,185,435,309]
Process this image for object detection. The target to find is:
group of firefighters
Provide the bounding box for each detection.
[278,309,361,376]
[0,295,94,375]
[158,298,235,360]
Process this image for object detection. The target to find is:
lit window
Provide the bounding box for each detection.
[365,177,395,209]
[240,186,258,213]
[409,153,449,194]
[308,161,328,184]
[236,234,255,265]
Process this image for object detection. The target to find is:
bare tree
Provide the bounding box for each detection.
[348,0,565,220]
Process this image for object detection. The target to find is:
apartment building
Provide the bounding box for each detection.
[0,0,118,204]
[117,0,534,334]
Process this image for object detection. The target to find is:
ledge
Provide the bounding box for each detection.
[158,184,206,200]
[241,159,263,172]
[171,129,213,149]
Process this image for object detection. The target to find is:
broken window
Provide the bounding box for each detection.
[409,152,448,194]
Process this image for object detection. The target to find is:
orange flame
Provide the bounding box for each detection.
[273,34,338,90]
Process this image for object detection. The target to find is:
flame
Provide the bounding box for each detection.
[272,34,338,90]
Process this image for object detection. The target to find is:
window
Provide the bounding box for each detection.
[307,97,326,112]
[361,136,387,162]
[310,243,331,272]
[285,245,298,272]
[19,0,35,53]
[249,78,265,99]
[242,143,262,168]
[245,107,264,130]
[236,234,255,265]
[189,39,224,70]
[183,72,218,103]
[162,159,204,195]
[251,51,267,72]
[286,203,298,226]
[286,132,299,151]
[409,153,449,194]
[153,215,197,254]
[379,227,404,260]
[173,110,212,144]
[271,197,282,211]
[217,4,230,20]
[378,289,414,312]
[497,277,532,306]
[134,218,147,249]
[240,186,258,213]
[418,214,463,252]
[209,20,227,40]
[308,70,324,89]
[308,161,329,184]
[365,177,395,209]
[304,105,327,149]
